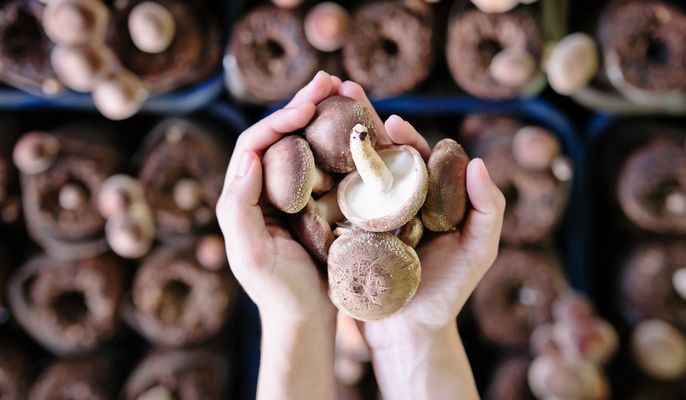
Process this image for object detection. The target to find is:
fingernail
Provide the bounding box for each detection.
[237,151,254,178]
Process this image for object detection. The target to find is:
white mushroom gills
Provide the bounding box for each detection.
[58,183,87,210]
[489,48,536,87]
[350,124,393,192]
[173,178,202,211]
[13,132,60,175]
[128,2,176,54]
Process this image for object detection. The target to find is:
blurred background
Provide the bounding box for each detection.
[0,0,684,399]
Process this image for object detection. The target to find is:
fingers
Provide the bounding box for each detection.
[227,102,315,182]
[337,80,390,145]
[286,70,342,108]
[460,158,506,269]
[384,115,431,160]
[217,151,272,270]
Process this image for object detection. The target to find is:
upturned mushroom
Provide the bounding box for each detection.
[304,96,376,173]
[263,135,316,214]
[421,138,469,232]
[328,230,421,321]
[288,190,343,263]
[338,124,428,232]
[128,2,176,54]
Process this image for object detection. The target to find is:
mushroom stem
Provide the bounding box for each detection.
[173,178,202,211]
[349,124,393,192]
[666,191,686,216]
[316,190,344,225]
[58,183,87,211]
[333,225,353,237]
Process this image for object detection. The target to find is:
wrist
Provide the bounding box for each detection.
[370,321,459,358]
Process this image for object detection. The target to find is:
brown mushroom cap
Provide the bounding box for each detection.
[289,197,335,264]
[632,319,686,381]
[328,230,421,321]
[338,125,428,232]
[395,215,424,248]
[105,204,155,259]
[97,174,145,218]
[304,96,376,173]
[42,0,109,45]
[311,166,334,194]
[263,135,316,214]
[421,138,469,232]
[512,126,561,171]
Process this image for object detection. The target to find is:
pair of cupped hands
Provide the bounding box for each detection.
[216,71,505,397]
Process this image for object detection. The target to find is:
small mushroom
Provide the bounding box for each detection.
[632,319,686,381]
[421,138,469,232]
[395,215,424,248]
[13,132,60,175]
[289,196,336,263]
[51,44,109,92]
[92,70,148,120]
[304,2,351,52]
[42,0,109,45]
[271,0,304,9]
[338,125,428,232]
[106,204,155,259]
[489,48,536,88]
[528,354,606,400]
[58,183,88,211]
[546,33,598,95]
[138,386,175,400]
[512,126,561,171]
[304,96,376,174]
[470,0,519,13]
[97,174,145,218]
[195,234,227,271]
[328,230,421,321]
[263,135,315,214]
[128,2,176,54]
[173,178,202,211]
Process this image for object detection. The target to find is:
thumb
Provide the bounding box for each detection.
[460,158,506,269]
[217,151,272,271]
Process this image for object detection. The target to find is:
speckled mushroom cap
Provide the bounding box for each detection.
[617,139,686,234]
[328,230,421,321]
[621,242,686,332]
[338,136,429,233]
[304,96,377,174]
[263,135,316,214]
[421,138,470,232]
[598,0,686,92]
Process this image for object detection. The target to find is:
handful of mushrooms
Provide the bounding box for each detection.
[263,96,469,320]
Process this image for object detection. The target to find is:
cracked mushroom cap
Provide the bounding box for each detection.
[421,139,469,232]
[328,230,421,321]
[338,125,428,232]
[304,96,376,174]
[263,135,316,214]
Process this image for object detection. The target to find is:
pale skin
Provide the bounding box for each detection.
[217,71,506,400]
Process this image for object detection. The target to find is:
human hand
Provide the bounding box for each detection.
[216,71,343,325]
